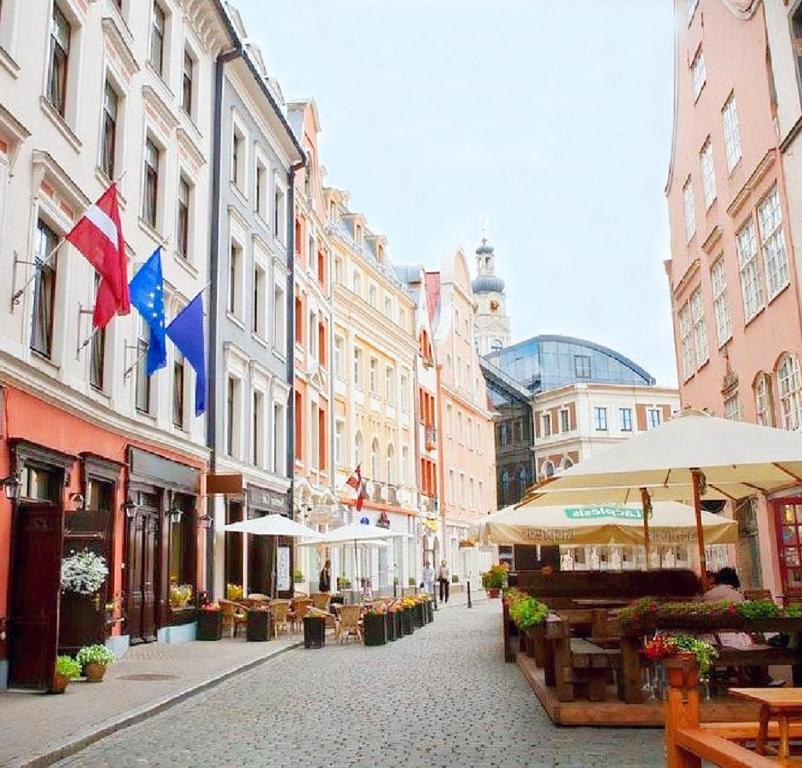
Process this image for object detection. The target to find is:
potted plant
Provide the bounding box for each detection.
[246,604,272,642]
[363,605,387,646]
[390,603,404,638]
[226,583,244,601]
[76,644,116,682]
[384,607,396,641]
[303,608,327,649]
[52,655,81,694]
[452,574,460,584]
[293,569,305,584]
[481,563,509,598]
[169,582,193,609]
[196,602,223,640]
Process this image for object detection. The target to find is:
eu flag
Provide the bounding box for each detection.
[166,292,206,415]
[128,248,166,375]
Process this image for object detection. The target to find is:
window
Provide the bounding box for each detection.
[294,297,303,346]
[226,377,239,457]
[47,4,70,116]
[679,302,694,380]
[400,371,409,411]
[371,438,380,479]
[273,402,286,474]
[177,177,190,260]
[687,0,699,21]
[755,372,775,427]
[594,407,608,431]
[308,311,317,360]
[560,409,570,433]
[135,319,150,413]
[273,283,285,354]
[232,127,245,190]
[30,220,58,358]
[446,403,453,436]
[793,7,802,91]
[402,445,409,484]
[310,402,319,470]
[384,296,393,318]
[736,219,764,322]
[143,138,159,228]
[253,264,266,337]
[173,352,185,429]
[467,417,474,448]
[354,431,364,468]
[691,48,706,100]
[335,420,344,465]
[460,473,466,506]
[100,81,119,179]
[386,444,395,484]
[353,347,363,388]
[181,49,194,115]
[255,158,267,219]
[274,185,285,242]
[457,412,463,443]
[723,394,740,421]
[647,408,662,429]
[369,356,378,393]
[89,277,106,391]
[690,287,709,367]
[682,178,695,242]
[722,94,742,172]
[149,2,165,76]
[399,308,407,330]
[758,187,790,299]
[369,284,377,307]
[334,257,343,284]
[710,258,731,346]
[385,366,395,403]
[251,391,264,466]
[542,413,552,437]
[700,139,716,208]
[449,469,455,500]
[619,407,632,431]
[334,336,344,378]
[779,354,802,430]
[574,354,591,378]
[352,270,361,296]
[228,241,241,316]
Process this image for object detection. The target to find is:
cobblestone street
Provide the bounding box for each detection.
[54,600,665,768]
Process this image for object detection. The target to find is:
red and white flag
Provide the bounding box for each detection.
[355,481,368,512]
[66,184,130,329]
[346,465,362,490]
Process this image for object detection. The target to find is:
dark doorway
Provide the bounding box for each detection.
[8,504,63,689]
[225,500,243,590]
[125,491,160,644]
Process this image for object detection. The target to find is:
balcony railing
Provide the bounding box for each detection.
[425,427,437,449]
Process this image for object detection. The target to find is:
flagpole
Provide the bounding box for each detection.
[11,172,128,310]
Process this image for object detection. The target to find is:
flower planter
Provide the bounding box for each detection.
[487,588,500,599]
[363,614,387,646]
[402,608,414,635]
[246,610,271,642]
[385,612,396,641]
[51,674,71,694]
[427,602,434,622]
[393,611,403,639]
[196,610,223,641]
[414,604,425,628]
[84,662,107,682]
[303,616,326,649]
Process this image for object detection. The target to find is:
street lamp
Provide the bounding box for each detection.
[1,474,21,501]
[198,513,213,530]
[168,505,183,524]
[69,492,85,512]
[122,499,137,520]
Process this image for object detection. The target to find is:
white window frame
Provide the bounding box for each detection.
[757,186,790,300]
[710,257,731,346]
[691,47,706,100]
[683,178,696,242]
[700,138,716,209]
[778,353,802,431]
[690,286,709,368]
[736,218,765,323]
[722,94,742,173]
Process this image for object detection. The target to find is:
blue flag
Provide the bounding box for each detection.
[166,292,206,416]
[128,248,166,375]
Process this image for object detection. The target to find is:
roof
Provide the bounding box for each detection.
[424,272,441,326]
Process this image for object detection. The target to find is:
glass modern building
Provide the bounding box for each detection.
[483,334,655,394]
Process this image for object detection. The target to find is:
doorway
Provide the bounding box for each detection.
[125,491,160,644]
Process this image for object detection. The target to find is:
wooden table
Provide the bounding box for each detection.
[729,687,802,760]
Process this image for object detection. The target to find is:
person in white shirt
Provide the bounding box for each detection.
[437,560,450,603]
[422,561,435,596]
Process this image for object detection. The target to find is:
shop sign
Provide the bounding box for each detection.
[248,486,288,513]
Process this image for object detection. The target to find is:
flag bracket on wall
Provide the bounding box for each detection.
[9,251,44,308]
[122,340,145,380]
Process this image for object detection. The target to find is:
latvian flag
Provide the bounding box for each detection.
[346,465,368,511]
[66,184,130,328]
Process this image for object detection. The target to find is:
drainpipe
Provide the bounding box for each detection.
[206,46,240,595]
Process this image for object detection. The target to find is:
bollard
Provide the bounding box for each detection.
[467,579,472,609]
[393,580,397,599]
[432,582,438,610]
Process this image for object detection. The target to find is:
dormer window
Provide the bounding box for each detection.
[355,224,362,244]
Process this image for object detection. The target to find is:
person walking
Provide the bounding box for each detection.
[422,560,435,598]
[318,558,331,593]
[438,560,450,603]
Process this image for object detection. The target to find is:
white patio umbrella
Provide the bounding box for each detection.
[223,514,323,597]
[520,408,802,580]
[475,501,737,547]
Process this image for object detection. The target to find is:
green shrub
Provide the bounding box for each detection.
[786,603,802,618]
[76,644,116,667]
[55,655,81,679]
[509,595,549,630]
[737,599,779,620]
[407,577,416,586]
[292,569,304,583]
[451,575,459,584]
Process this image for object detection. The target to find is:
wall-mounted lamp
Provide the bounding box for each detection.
[198,514,213,530]
[1,473,21,501]
[122,499,137,520]
[168,505,183,524]
[69,492,85,512]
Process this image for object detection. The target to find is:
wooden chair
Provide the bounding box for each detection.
[290,598,313,632]
[269,600,292,638]
[311,593,330,611]
[336,604,363,644]
[219,599,248,638]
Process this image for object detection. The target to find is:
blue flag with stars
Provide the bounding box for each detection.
[166,292,206,416]
[129,248,166,375]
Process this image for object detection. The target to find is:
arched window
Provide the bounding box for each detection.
[354,431,363,468]
[541,460,555,479]
[560,456,574,472]
[371,438,380,479]
[386,444,395,484]
[754,371,775,427]
[491,338,503,352]
[778,354,802,430]
[517,467,528,495]
[501,470,511,501]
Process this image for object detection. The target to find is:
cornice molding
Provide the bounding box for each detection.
[101,17,138,84]
[726,150,776,219]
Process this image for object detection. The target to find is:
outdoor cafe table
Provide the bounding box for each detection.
[620,617,802,704]
[729,687,802,761]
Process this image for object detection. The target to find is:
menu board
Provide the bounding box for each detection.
[277,546,291,592]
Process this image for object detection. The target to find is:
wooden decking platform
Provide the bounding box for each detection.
[516,652,763,727]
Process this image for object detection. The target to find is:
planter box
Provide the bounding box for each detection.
[196,611,222,641]
[246,610,271,642]
[363,614,387,646]
[413,604,424,628]
[303,616,326,649]
[393,612,403,639]
[426,602,434,623]
[385,612,396,641]
[622,615,802,636]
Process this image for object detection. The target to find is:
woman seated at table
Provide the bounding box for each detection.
[361,577,374,604]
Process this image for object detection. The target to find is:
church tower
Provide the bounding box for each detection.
[472,236,511,356]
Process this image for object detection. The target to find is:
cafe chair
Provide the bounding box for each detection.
[336,604,363,644]
[268,600,293,638]
[219,599,248,638]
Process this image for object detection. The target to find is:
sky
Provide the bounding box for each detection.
[238,0,678,386]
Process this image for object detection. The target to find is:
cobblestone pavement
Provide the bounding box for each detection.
[54,601,665,768]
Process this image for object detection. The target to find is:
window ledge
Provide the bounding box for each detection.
[138,217,167,246]
[145,61,174,100]
[30,348,60,373]
[39,96,81,153]
[251,332,269,350]
[226,312,245,331]
[229,181,249,207]
[0,44,20,78]
[173,252,198,279]
[95,166,128,208]
[744,304,766,329]
[272,346,287,362]
[767,281,791,308]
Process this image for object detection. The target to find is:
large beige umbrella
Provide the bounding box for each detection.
[475,501,737,547]
[521,409,802,580]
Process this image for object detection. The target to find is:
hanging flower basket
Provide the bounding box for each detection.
[61,551,108,595]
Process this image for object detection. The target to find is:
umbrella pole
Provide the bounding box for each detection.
[639,487,652,571]
[691,469,709,589]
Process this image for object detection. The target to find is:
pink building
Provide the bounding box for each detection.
[665,0,802,596]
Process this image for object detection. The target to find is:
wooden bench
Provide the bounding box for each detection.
[545,614,622,702]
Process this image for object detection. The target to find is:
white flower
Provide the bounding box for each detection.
[61,550,109,595]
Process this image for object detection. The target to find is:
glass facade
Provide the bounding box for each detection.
[484,335,654,394]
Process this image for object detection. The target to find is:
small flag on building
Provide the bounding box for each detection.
[128,248,166,375]
[65,184,130,328]
[355,482,368,512]
[346,465,362,489]
[166,291,207,416]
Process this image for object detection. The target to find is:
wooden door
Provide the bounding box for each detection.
[125,497,159,644]
[775,498,802,598]
[8,505,63,690]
